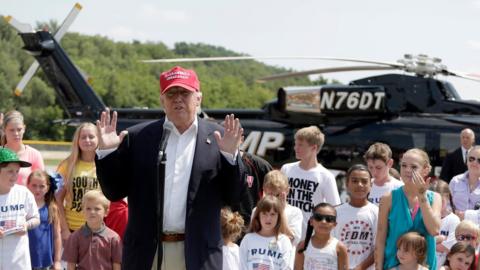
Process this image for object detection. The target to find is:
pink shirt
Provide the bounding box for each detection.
[17,145,45,186]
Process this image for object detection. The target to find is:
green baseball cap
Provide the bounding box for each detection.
[0,148,31,167]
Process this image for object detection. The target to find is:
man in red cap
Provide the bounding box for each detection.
[95,66,245,270]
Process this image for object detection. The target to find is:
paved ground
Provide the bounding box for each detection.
[41,150,69,172]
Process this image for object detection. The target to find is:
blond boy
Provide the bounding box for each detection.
[63,190,122,270]
[363,142,403,206]
[455,220,480,248]
[280,126,340,238]
[261,170,303,245]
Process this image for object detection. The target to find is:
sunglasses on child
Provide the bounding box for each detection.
[468,156,480,164]
[456,234,477,241]
[312,213,336,223]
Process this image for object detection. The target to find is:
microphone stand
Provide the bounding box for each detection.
[156,149,166,270]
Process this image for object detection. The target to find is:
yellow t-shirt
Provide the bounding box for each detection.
[57,160,99,231]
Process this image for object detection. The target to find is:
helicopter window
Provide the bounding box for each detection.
[439,132,459,156]
[440,81,461,100]
[411,133,426,149]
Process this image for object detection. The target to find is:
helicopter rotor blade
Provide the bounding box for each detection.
[3,15,34,33]
[441,69,480,82]
[142,54,480,84]
[257,65,397,82]
[53,3,82,42]
[467,73,480,78]
[141,56,403,67]
[8,3,82,96]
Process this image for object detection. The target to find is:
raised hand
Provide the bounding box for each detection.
[214,114,244,155]
[96,108,128,150]
[412,170,429,197]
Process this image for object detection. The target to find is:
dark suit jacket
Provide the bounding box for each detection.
[440,147,468,183]
[232,152,272,227]
[96,118,245,270]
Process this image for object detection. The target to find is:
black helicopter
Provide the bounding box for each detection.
[6,6,480,175]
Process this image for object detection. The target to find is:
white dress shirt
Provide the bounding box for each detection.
[462,146,469,163]
[162,117,197,232]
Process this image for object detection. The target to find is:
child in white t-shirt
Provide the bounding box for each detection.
[221,207,244,270]
[240,195,294,270]
[281,126,340,239]
[0,148,40,270]
[430,179,460,268]
[364,142,403,206]
[257,170,303,246]
[294,202,348,270]
[334,164,378,270]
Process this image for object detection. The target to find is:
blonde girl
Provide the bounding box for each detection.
[390,231,428,270]
[240,195,294,269]
[295,202,348,270]
[1,110,44,185]
[376,148,442,270]
[221,207,244,270]
[56,122,100,241]
[27,170,62,270]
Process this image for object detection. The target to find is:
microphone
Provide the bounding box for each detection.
[159,121,174,156]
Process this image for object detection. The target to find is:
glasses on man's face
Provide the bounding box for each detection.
[456,234,477,241]
[468,156,480,164]
[312,213,336,223]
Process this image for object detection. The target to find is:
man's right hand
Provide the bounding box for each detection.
[96,108,128,150]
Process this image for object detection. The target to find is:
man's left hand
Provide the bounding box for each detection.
[214,114,243,155]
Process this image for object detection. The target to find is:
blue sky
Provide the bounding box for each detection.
[3,0,480,100]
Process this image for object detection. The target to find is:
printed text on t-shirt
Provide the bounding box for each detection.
[287,177,319,212]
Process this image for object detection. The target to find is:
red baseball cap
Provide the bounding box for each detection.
[159,66,200,94]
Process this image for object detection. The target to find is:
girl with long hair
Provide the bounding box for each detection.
[27,170,62,270]
[240,195,294,269]
[56,123,101,241]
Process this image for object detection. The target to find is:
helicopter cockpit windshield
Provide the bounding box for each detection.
[441,81,462,101]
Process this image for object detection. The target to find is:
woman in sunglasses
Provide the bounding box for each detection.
[294,203,348,270]
[375,148,442,270]
[449,146,480,220]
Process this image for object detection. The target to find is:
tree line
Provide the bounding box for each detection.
[0,18,325,141]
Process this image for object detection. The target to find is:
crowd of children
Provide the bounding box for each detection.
[224,126,480,270]
[0,111,124,270]
[2,108,480,270]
